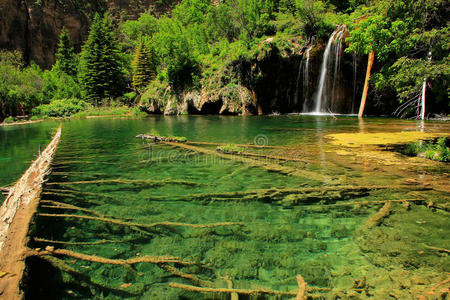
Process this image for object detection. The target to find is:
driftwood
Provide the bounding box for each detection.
[169,282,327,298]
[296,275,307,300]
[40,200,105,217]
[39,255,139,297]
[33,237,123,246]
[217,148,308,163]
[158,263,213,287]
[186,140,293,149]
[169,282,298,296]
[161,141,333,182]
[137,134,292,149]
[422,243,450,254]
[37,213,244,230]
[25,247,196,266]
[136,134,186,143]
[163,185,428,207]
[363,201,392,229]
[46,178,202,186]
[42,188,115,199]
[52,160,118,165]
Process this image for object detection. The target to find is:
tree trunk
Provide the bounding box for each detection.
[420,51,432,120]
[358,51,375,118]
[420,78,427,120]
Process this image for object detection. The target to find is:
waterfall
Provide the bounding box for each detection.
[312,25,348,113]
[301,45,312,112]
[295,43,313,111]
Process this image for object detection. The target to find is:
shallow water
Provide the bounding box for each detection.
[1,116,449,299]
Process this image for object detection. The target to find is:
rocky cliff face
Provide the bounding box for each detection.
[0,0,175,68]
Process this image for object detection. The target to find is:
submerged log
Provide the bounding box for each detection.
[0,125,61,299]
[162,141,333,182]
[363,201,391,229]
[136,134,186,143]
[216,148,309,163]
[169,282,298,296]
[164,185,429,206]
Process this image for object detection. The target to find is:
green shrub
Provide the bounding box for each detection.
[4,116,14,123]
[400,137,449,162]
[32,98,89,117]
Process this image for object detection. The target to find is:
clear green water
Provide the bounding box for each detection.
[0,121,59,203]
[1,116,449,299]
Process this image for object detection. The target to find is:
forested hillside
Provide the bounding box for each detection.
[0,0,448,121]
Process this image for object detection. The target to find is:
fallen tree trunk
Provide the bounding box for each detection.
[162,141,333,182]
[163,185,430,206]
[169,282,327,297]
[169,282,298,296]
[0,125,61,299]
[363,201,391,229]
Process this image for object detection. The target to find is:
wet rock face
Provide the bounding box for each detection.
[0,0,176,68]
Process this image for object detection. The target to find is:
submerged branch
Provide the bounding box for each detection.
[161,141,332,182]
[33,237,123,246]
[158,263,213,287]
[169,282,298,296]
[40,200,105,217]
[422,243,450,254]
[36,213,244,229]
[24,248,197,266]
[46,178,202,186]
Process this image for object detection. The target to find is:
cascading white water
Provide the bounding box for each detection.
[302,45,312,112]
[295,43,313,110]
[313,25,347,113]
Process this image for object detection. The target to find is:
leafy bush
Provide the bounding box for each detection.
[4,116,14,123]
[400,137,449,162]
[32,98,89,117]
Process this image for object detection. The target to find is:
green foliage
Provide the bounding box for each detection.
[42,68,81,101]
[346,0,449,113]
[132,40,156,91]
[295,0,332,39]
[4,116,14,123]
[32,98,89,117]
[79,13,127,105]
[400,137,450,162]
[54,28,77,76]
[71,105,136,118]
[0,51,44,118]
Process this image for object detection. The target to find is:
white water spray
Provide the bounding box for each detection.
[313,25,347,113]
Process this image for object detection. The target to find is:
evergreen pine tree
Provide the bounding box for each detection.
[79,13,126,105]
[55,28,76,76]
[132,40,156,91]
